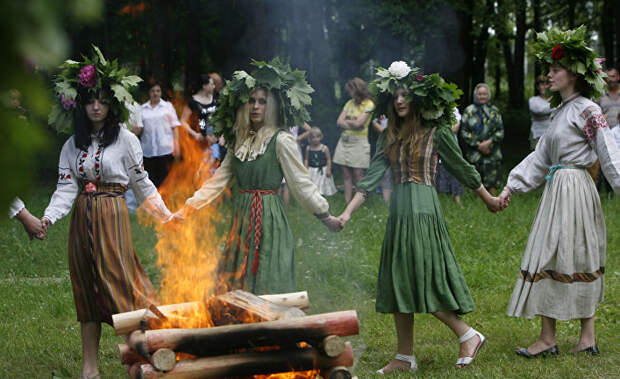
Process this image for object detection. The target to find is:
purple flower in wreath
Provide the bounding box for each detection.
[60,93,76,110]
[79,64,97,88]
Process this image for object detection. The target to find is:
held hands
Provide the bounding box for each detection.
[16,208,47,240]
[498,187,512,211]
[321,215,343,233]
[484,196,502,213]
[336,212,350,229]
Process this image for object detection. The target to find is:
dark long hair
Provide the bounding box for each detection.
[74,88,121,151]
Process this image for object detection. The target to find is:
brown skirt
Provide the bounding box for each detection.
[68,183,157,324]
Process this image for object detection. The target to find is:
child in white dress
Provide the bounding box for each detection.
[304,127,337,196]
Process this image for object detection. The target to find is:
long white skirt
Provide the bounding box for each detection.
[507,169,606,320]
[309,166,337,196]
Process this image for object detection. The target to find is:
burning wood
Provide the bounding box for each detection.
[113,291,310,336]
[133,342,353,379]
[115,291,358,378]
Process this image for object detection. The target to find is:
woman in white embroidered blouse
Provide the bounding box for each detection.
[41,90,172,379]
[134,80,182,187]
[500,31,620,358]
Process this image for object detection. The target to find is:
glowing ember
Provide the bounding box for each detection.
[253,370,319,379]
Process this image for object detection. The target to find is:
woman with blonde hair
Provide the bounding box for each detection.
[333,77,375,202]
[338,62,500,373]
[173,59,341,294]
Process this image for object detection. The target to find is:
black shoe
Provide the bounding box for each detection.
[515,345,559,358]
[575,345,600,355]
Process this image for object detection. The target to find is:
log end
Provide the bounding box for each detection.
[151,348,177,372]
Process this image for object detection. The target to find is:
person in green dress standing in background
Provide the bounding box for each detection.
[337,61,501,373]
[460,83,504,193]
[174,59,342,295]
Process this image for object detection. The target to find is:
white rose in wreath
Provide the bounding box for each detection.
[388,61,411,79]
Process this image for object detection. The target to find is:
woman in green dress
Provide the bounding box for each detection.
[338,61,500,373]
[174,60,341,295]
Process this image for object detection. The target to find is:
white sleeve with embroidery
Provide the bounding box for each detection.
[507,133,553,193]
[585,108,620,193]
[124,132,172,221]
[43,139,80,224]
[185,152,234,210]
[276,132,329,215]
[8,197,25,219]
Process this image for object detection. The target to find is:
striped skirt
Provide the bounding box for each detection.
[68,182,157,324]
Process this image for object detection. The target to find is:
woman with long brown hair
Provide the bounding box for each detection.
[338,62,500,373]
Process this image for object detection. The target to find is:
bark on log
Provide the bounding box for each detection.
[145,310,358,356]
[137,342,354,379]
[119,343,147,366]
[113,291,310,335]
[128,330,150,361]
[318,335,346,358]
[320,366,352,379]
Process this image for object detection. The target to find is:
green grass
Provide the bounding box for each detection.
[1,188,618,378]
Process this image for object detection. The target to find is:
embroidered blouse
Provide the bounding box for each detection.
[357,125,482,192]
[185,126,328,215]
[43,128,172,224]
[507,94,620,193]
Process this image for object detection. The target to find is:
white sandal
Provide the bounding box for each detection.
[376,353,418,375]
[456,327,486,367]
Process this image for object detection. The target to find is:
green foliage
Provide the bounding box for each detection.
[532,26,607,107]
[49,45,142,134]
[370,63,463,128]
[212,58,314,145]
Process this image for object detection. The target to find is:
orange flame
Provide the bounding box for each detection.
[253,371,319,379]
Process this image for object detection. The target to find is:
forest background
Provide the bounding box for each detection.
[1,0,620,211]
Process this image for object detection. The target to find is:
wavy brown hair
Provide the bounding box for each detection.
[345,77,373,105]
[384,95,425,163]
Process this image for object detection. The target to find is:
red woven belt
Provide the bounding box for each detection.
[238,189,277,279]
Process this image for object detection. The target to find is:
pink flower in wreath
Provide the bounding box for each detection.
[415,75,424,82]
[60,93,76,110]
[551,44,564,60]
[79,64,97,88]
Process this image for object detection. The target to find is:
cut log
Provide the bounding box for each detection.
[206,290,306,326]
[320,366,352,379]
[145,310,358,356]
[113,302,201,335]
[128,330,150,361]
[113,291,310,335]
[318,335,346,358]
[137,342,354,378]
[127,362,141,379]
[259,291,310,310]
[151,348,176,372]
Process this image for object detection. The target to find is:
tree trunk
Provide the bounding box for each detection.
[145,310,359,357]
[533,0,543,79]
[136,342,354,379]
[472,0,494,88]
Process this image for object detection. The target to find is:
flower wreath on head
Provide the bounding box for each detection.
[532,25,607,108]
[48,45,142,134]
[369,61,463,128]
[212,57,314,145]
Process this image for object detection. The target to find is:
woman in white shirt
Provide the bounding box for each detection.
[135,80,182,187]
[528,75,552,149]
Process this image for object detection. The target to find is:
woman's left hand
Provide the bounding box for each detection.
[321,215,343,232]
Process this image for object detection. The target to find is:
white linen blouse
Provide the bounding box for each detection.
[43,127,172,224]
[8,197,25,219]
[140,99,181,157]
[185,126,329,215]
[508,94,620,194]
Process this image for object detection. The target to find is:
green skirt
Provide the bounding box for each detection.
[219,192,295,295]
[376,182,474,314]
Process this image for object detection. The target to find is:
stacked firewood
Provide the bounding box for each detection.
[113,290,359,379]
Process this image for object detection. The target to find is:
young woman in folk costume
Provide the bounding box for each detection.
[500,26,620,358]
[44,47,173,379]
[337,61,501,373]
[173,59,342,295]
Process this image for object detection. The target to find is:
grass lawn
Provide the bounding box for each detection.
[1,187,618,378]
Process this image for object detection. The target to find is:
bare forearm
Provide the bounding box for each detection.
[342,191,366,217]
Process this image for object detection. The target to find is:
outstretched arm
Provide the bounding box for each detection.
[337,191,366,226]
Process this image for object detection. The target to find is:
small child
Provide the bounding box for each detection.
[305,127,337,196]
